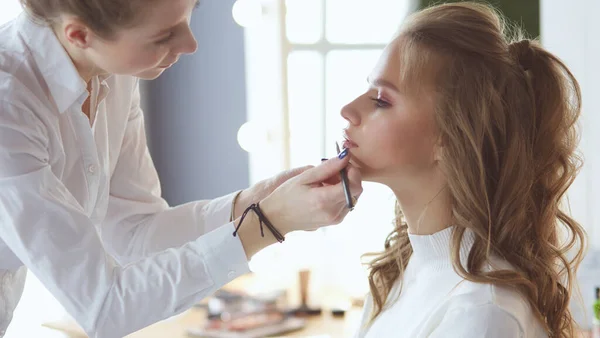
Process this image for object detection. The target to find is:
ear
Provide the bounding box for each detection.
[62,18,93,49]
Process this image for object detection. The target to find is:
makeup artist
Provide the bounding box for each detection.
[0,0,363,337]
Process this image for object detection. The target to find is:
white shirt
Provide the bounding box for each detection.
[355,227,548,337]
[0,14,251,338]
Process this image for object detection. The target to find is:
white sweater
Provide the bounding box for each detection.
[355,227,548,338]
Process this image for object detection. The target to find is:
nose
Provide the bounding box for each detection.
[341,99,361,126]
[183,34,198,54]
[177,27,198,55]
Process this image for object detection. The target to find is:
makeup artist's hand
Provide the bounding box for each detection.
[233,166,313,220]
[233,152,362,258]
[259,151,363,234]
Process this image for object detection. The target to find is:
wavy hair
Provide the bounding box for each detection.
[364,2,587,337]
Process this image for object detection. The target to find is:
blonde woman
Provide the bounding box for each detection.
[341,2,586,337]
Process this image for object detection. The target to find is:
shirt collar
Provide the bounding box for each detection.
[17,13,113,113]
[408,226,474,265]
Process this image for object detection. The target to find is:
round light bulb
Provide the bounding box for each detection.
[232,0,263,28]
[237,121,268,153]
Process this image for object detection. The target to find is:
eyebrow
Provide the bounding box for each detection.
[367,77,400,93]
[151,0,201,38]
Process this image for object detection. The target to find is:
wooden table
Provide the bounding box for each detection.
[42,274,363,338]
[44,308,362,338]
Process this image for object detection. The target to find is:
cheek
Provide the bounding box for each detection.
[121,48,166,71]
[96,44,168,74]
[362,114,437,173]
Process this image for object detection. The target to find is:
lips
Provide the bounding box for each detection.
[342,131,358,149]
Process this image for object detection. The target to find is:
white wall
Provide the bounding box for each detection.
[0,0,22,25]
[541,0,600,329]
[541,0,600,248]
[143,0,250,204]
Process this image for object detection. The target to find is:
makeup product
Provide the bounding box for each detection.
[335,142,354,210]
[286,270,322,317]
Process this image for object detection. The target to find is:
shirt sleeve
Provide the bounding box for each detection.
[428,303,524,338]
[101,80,245,265]
[0,100,250,338]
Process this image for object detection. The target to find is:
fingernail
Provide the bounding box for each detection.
[338,148,349,159]
[321,158,328,162]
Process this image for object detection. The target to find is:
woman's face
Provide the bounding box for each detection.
[77,0,199,80]
[340,39,441,186]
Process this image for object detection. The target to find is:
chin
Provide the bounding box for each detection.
[135,68,166,80]
[351,161,384,184]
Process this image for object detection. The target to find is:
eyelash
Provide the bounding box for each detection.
[370,97,391,108]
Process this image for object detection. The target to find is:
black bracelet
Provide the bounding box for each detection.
[232,202,285,243]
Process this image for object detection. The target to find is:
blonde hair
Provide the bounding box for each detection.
[364,2,586,337]
[20,0,161,38]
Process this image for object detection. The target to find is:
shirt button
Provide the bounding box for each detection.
[227,271,236,279]
[88,164,96,174]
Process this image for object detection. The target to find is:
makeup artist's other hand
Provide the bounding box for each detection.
[260,151,363,234]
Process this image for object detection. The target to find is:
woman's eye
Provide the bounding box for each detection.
[155,33,174,45]
[370,97,391,108]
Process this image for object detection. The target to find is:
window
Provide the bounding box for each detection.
[243,0,415,305]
